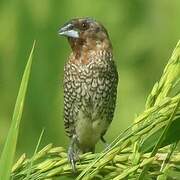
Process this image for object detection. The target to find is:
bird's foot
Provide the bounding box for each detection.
[101,136,110,150]
[68,135,79,172]
[68,147,78,172]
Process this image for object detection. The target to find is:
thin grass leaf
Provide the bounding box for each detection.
[157,142,178,180]
[25,129,45,180]
[0,41,36,180]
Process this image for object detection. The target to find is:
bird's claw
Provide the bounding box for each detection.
[101,136,110,150]
[104,143,110,151]
[68,147,76,172]
[68,136,80,172]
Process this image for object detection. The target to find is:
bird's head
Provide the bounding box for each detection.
[58,17,112,52]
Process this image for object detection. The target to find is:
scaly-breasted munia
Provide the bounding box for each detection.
[59,17,118,170]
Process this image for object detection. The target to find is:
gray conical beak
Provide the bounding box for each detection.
[58,23,79,38]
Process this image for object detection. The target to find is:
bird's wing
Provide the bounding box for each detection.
[99,60,118,136]
[63,62,83,137]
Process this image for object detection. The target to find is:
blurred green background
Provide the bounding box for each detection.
[0,0,180,161]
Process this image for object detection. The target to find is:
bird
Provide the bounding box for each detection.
[58,17,118,171]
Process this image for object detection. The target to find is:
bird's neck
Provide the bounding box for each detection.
[68,38,112,65]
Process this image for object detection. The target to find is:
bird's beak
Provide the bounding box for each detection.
[58,23,79,38]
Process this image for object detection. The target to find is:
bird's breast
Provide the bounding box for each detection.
[63,52,118,146]
[75,108,109,150]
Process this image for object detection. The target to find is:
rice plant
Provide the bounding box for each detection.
[1,40,180,180]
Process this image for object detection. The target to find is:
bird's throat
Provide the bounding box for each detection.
[68,37,112,65]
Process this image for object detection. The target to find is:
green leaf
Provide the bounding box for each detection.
[0,41,35,180]
[139,117,180,153]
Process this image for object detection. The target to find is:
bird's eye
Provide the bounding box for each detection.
[82,22,88,29]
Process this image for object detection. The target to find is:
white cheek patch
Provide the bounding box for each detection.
[59,30,79,38]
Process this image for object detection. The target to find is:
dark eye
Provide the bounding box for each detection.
[82,22,88,29]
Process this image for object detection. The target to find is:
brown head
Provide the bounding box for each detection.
[58,17,112,55]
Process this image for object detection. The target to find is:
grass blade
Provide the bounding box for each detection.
[25,129,45,179]
[0,41,35,180]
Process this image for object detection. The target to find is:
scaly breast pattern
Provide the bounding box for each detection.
[63,50,118,150]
